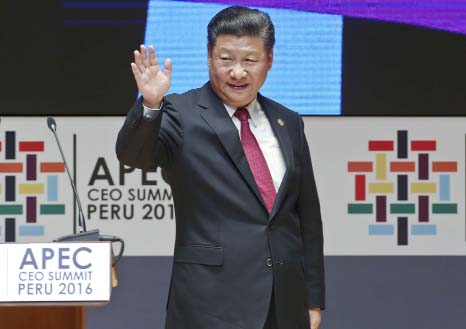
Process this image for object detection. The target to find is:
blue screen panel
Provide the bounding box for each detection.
[145,0,342,115]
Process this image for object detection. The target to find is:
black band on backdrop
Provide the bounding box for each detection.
[341,18,466,116]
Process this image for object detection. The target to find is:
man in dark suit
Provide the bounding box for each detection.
[116,6,324,329]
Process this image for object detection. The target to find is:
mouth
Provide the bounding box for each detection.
[228,83,248,90]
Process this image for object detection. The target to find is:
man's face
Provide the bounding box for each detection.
[208,34,273,108]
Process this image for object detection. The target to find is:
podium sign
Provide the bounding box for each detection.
[0,242,111,303]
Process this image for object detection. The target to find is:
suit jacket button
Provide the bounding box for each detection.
[266,258,273,267]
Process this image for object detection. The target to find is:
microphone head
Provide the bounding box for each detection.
[47,117,57,132]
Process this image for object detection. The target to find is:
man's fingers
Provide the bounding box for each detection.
[163,58,173,81]
[140,44,150,67]
[130,63,141,80]
[309,309,321,329]
[149,45,159,66]
[133,50,145,74]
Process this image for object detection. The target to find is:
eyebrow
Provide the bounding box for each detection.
[216,47,259,55]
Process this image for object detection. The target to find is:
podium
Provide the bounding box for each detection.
[0,242,112,329]
[0,306,85,329]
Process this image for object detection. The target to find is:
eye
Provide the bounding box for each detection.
[245,58,258,63]
[220,56,232,62]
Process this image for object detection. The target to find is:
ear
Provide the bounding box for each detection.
[207,45,213,68]
[267,48,274,70]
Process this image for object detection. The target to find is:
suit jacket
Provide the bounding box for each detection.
[116,82,325,329]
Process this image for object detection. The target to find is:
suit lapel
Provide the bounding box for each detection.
[258,94,295,220]
[198,83,268,212]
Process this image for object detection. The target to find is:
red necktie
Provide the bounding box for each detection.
[234,108,276,213]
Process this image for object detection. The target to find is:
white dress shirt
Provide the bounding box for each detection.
[143,98,286,192]
[223,99,286,192]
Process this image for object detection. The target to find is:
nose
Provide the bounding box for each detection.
[230,62,246,79]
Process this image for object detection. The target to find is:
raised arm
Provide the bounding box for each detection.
[131,44,172,108]
[116,45,182,170]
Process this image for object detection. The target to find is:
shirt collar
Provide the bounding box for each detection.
[224,98,261,128]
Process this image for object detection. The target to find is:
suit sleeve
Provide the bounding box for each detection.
[115,97,183,170]
[297,116,325,310]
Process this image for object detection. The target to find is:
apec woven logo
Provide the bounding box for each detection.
[347,130,458,246]
[0,131,66,242]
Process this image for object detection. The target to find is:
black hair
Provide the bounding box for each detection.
[207,6,275,50]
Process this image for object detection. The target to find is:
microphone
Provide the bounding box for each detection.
[47,117,124,286]
[46,117,89,235]
[46,117,56,132]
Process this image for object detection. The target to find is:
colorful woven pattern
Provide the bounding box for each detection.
[0,132,65,242]
[347,130,458,245]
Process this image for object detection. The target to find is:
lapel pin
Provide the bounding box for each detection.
[277,118,285,127]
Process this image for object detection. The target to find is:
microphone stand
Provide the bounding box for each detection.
[47,117,124,286]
